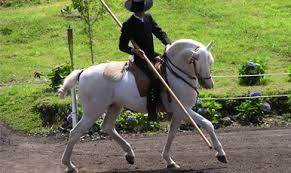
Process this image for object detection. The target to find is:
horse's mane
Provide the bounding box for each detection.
[169,39,214,65]
[172,39,204,48]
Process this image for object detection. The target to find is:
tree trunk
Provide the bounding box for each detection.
[88,22,94,64]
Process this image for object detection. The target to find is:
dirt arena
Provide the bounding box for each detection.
[1,123,291,173]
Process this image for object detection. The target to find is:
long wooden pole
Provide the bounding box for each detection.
[99,0,212,149]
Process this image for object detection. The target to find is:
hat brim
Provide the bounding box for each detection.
[125,0,153,12]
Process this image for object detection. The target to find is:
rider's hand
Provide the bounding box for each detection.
[131,48,145,59]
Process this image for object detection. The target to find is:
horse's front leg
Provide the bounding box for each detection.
[162,114,182,168]
[188,109,228,163]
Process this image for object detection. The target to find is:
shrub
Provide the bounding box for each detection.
[195,99,222,128]
[285,113,291,122]
[116,111,160,133]
[239,59,266,86]
[89,111,161,134]
[236,99,271,125]
[33,98,71,127]
[91,118,103,132]
[219,99,242,117]
[249,90,262,97]
[47,63,71,91]
[60,5,72,14]
[268,96,291,114]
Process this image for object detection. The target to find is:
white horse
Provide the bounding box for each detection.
[59,39,227,172]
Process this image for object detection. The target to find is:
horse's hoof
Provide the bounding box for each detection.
[125,154,135,165]
[65,167,78,173]
[216,155,228,163]
[167,163,180,169]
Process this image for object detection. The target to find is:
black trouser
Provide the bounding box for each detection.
[134,56,160,121]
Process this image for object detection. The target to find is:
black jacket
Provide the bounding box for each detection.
[119,13,171,61]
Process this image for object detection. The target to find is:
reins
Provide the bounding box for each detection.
[162,54,200,96]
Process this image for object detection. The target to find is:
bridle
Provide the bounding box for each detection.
[162,47,212,95]
[191,47,212,81]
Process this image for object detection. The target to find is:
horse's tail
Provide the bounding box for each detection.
[58,70,83,99]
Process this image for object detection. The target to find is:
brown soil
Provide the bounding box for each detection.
[1,124,291,173]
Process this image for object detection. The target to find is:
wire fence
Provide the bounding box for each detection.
[1,73,290,100]
[2,72,290,87]
[213,73,291,78]
[199,94,291,101]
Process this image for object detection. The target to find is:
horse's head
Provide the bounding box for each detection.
[165,39,214,89]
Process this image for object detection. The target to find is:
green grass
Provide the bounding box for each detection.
[0,84,48,132]
[0,0,290,132]
[0,84,72,132]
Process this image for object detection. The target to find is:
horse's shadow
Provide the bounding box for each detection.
[100,166,226,173]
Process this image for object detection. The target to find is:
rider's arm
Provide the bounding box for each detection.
[119,22,133,55]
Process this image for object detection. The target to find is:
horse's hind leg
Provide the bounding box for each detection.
[61,108,97,172]
[100,104,135,164]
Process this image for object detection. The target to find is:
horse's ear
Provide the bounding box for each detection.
[206,40,214,51]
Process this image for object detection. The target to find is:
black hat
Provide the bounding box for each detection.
[125,0,153,12]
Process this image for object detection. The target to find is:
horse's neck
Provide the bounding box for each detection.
[164,57,198,90]
[164,52,197,81]
[165,40,199,88]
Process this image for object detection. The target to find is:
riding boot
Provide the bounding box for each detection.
[147,79,160,121]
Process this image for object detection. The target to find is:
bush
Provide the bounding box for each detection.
[239,59,266,86]
[33,97,71,127]
[116,111,160,133]
[47,63,71,91]
[236,99,271,125]
[194,99,222,128]
[268,96,291,114]
[60,5,72,14]
[284,113,291,122]
[89,111,161,134]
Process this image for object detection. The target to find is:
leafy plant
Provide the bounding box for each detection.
[195,99,222,128]
[47,63,71,91]
[239,59,266,86]
[61,5,72,14]
[285,113,291,122]
[268,96,291,114]
[71,0,106,64]
[91,118,103,132]
[116,111,160,133]
[236,99,271,125]
[33,98,71,127]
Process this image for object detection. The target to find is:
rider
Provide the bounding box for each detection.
[119,0,171,121]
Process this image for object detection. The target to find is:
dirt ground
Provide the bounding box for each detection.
[1,124,291,173]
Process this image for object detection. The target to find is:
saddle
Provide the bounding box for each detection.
[103,58,164,97]
[103,61,127,81]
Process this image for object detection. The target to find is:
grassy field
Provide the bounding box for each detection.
[0,0,290,132]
